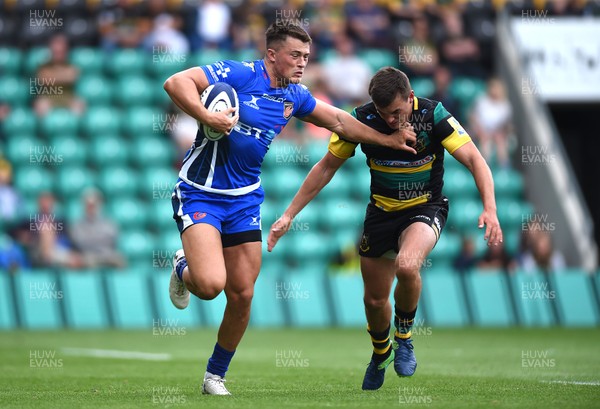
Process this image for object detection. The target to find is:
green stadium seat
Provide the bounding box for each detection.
[192,49,232,67]
[140,166,177,200]
[98,166,139,196]
[5,134,41,163]
[0,274,16,329]
[429,231,462,267]
[105,272,153,328]
[449,77,486,118]
[114,75,154,107]
[130,136,175,168]
[63,197,85,224]
[262,166,305,200]
[446,199,482,231]
[48,134,86,165]
[69,47,104,74]
[286,231,336,264]
[328,274,365,326]
[422,268,468,326]
[304,140,328,167]
[105,49,147,77]
[81,106,122,136]
[0,47,22,75]
[466,269,514,326]
[510,271,555,327]
[14,272,62,329]
[40,108,79,138]
[250,272,287,327]
[320,200,365,232]
[318,168,353,200]
[108,198,149,228]
[291,201,322,231]
[235,49,260,62]
[54,166,96,198]
[496,199,533,231]
[494,169,524,199]
[284,269,332,327]
[443,167,478,200]
[411,78,435,98]
[13,165,54,198]
[0,76,30,106]
[551,270,599,326]
[147,55,187,80]
[61,273,109,328]
[75,75,113,106]
[357,48,397,72]
[122,106,162,137]
[148,198,177,230]
[89,134,130,166]
[24,47,50,75]
[155,229,181,254]
[2,107,36,135]
[151,274,202,327]
[117,229,155,266]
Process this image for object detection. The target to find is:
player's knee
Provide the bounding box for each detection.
[227,287,254,306]
[395,259,420,280]
[363,295,388,311]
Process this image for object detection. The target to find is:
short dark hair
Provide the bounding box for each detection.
[368,67,412,108]
[265,23,312,49]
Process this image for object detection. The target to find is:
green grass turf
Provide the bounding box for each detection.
[0,328,598,408]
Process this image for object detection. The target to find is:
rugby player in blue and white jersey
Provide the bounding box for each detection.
[163,23,417,395]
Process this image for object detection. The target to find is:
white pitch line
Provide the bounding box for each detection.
[61,348,171,361]
[540,380,600,386]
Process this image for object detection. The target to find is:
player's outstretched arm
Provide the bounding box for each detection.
[302,100,417,154]
[163,67,238,135]
[452,141,503,246]
[267,152,346,252]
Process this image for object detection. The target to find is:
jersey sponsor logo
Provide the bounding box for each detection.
[283,102,294,119]
[261,93,285,103]
[366,114,377,120]
[410,214,431,223]
[448,117,466,135]
[243,95,260,110]
[372,155,433,168]
[193,212,207,220]
[234,121,276,141]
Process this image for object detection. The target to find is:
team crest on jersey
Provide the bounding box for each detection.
[242,61,255,71]
[283,102,294,119]
[414,131,430,153]
[359,233,370,252]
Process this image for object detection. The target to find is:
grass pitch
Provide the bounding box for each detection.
[0,327,598,408]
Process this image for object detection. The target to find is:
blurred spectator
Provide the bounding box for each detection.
[478,241,517,273]
[143,13,190,54]
[0,233,29,273]
[345,0,392,49]
[70,189,125,269]
[519,226,566,274]
[98,0,152,51]
[399,14,439,78]
[33,34,85,117]
[305,0,346,52]
[190,0,232,50]
[470,78,512,168]
[430,65,461,121]
[30,192,83,269]
[453,236,478,274]
[438,10,484,78]
[301,64,336,141]
[0,102,9,141]
[0,158,23,225]
[323,35,372,108]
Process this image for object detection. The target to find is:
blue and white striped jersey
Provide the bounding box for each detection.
[178,59,317,196]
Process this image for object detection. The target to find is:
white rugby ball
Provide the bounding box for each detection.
[199,82,239,141]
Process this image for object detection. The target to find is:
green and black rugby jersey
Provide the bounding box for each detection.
[328,97,471,212]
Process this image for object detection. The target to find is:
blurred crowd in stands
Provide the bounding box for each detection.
[1,0,592,274]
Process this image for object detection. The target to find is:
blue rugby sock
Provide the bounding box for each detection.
[206,342,235,378]
[175,257,187,281]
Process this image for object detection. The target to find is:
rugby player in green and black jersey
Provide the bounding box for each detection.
[267,67,503,390]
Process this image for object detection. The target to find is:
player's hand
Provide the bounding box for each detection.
[478,208,503,246]
[388,122,417,154]
[267,213,293,252]
[205,107,239,135]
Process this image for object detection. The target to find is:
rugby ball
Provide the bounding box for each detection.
[199,82,239,141]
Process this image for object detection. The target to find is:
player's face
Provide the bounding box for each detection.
[374,91,414,130]
[268,37,310,85]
